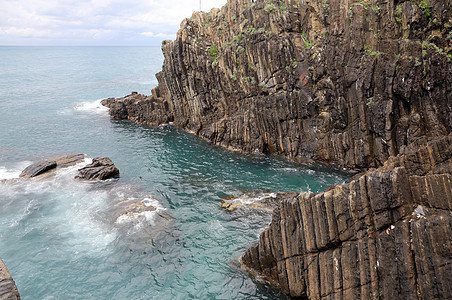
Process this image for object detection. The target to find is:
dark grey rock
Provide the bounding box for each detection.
[75,157,119,181]
[19,154,86,178]
[19,160,57,178]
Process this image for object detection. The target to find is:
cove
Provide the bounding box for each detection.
[0,46,349,299]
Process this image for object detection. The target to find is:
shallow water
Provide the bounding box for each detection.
[0,46,349,299]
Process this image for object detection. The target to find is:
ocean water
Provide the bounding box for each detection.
[0,46,349,299]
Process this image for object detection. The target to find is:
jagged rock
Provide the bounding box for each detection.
[220,191,298,211]
[102,0,451,170]
[99,0,452,297]
[19,154,86,178]
[75,157,119,181]
[0,257,20,299]
[241,134,452,299]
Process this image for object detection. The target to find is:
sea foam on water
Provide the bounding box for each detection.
[74,99,108,114]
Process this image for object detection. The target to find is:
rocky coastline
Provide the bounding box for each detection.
[0,257,20,299]
[102,0,451,298]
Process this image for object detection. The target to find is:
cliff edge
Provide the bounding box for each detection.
[102,0,452,298]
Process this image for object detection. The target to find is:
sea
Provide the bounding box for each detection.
[0,46,349,299]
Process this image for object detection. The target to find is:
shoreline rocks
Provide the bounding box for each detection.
[18,154,119,181]
[0,257,20,300]
[220,192,298,212]
[75,157,119,181]
[99,0,451,297]
[241,133,452,299]
[19,154,86,178]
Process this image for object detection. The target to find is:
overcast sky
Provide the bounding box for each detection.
[0,0,227,46]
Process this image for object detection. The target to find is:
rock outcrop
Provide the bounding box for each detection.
[0,257,20,299]
[242,133,452,299]
[220,191,299,211]
[75,157,119,181]
[20,154,85,178]
[103,0,451,170]
[101,0,452,298]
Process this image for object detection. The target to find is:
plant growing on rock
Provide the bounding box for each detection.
[418,0,432,18]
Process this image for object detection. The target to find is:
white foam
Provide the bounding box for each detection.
[0,166,21,180]
[234,192,277,205]
[115,196,165,228]
[74,99,108,114]
[0,161,32,180]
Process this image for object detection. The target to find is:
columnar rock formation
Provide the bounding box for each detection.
[242,133,452,299]
[102,0,452,297]
[103,0,451,170]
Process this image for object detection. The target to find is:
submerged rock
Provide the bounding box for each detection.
[0,257,20,299]
[220,192,298,212]
[19,154,86,178]
[75,157,119,181]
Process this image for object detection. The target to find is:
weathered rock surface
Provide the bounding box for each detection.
[0,257,20,299]
[101,0,452,297]
[19,154,86,178]
[103,0,451,170]
[20,160,57,178]
[76,157,119,181]
[241,133,452,299]
[220,191,298,211]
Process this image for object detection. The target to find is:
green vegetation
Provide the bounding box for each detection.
[364,44,381,58]
[359,0,370,10]
[207,45,219,67]
[418,0,431,18]
[265,3,276,13]
[301,31,314,49]
[207,45,218,60]
[233,32,244,42]
[230,70,237,81]
[395,4,402,24]
[366,97,373,106]
[415,57,422,67]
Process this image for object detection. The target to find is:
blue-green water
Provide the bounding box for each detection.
[0,46,349,299]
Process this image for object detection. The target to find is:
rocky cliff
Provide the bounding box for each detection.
[242,133,452,299]
[103,0,451,170]
[102,0,452,298]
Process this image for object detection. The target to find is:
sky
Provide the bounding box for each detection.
[0,0,227,46]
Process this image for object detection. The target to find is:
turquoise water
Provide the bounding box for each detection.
[0,46,349,299]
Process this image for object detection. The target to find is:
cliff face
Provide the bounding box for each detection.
[102,0,452,298]
[242,133,452,299]
[103,0,451,169]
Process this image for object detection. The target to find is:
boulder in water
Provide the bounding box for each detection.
[20,160,57,178]
[19,154,86,178]
[76,157,119,180]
